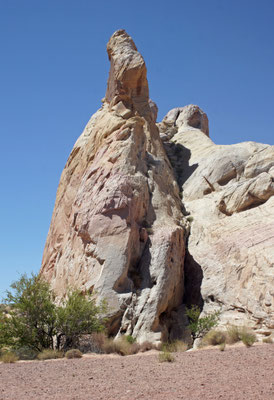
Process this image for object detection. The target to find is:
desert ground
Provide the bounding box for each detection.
[0,344,273,400]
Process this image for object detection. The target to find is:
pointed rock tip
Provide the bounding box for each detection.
[107,29,137,59]
[105,29,150,117]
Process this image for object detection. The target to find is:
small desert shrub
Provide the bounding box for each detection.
[14,346,38,360]
[203,330,226,346]
[113,337,140,356]
[219,342,226,351]
[161,340,188,353]
[1,351,19,363]
[159,351,175,363]
[125,335,136,344]
[186,305,220,340]
[139,341,154,352]
[87,332,108,354]
[226,325,242,344]
[240,329,256,347]
[102,337,140,356]
[37,349,64,360]
[65,349,82,359]
[263,337,273,344]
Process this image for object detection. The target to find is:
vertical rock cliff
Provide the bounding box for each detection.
[41,29,274,342]
[41,30,187,343]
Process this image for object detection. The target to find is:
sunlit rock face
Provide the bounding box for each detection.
[41,29,274,342]
[40,30,187,344]
[159,105,274,337]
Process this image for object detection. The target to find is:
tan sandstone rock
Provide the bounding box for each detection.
[41,29,274,343]
[159,105,274,335]
[40,30,186,344]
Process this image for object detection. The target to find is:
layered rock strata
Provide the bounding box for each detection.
[159,106,274,336]
[41,30,187,343]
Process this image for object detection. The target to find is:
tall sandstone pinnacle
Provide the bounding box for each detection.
[41,29,274,342]
[40,30,187,343]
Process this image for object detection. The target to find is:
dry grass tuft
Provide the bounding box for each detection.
[263,336,273,344]
[0,351,19,363]
[226,325,242,344]
[65,349,82,359]
[139,341,154,352]
[37,349,64,360]
[159,351,175,363]
[219,342,226,351]
[102,337,140,356]
[203,330,226,346]
[161,340,188,353]
[240,329,256,347]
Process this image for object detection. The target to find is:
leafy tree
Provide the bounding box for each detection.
[0,274,107,352]
[186,305,220,340]
[1,274,56,351]
[55,290,107,350]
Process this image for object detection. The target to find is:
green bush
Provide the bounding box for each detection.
[186,305,220,340]
[65,349,82,359]
[37,349,64,360]
[1,351,19,363]
[158,351,175,363]
[125,335,136,344]
[0,273,107,352]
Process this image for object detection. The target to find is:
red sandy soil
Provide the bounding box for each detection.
[0,344,273,400]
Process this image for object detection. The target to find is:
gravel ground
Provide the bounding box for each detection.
[0,344,273,400]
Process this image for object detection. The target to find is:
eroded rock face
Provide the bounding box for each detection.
[41,30,186,343]
[41,29,274,342]
[159,106,274,336]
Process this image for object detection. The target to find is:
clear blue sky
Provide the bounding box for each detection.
[1,0,274,298]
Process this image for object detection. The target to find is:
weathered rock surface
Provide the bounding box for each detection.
[41,29,274,342]
[159,105,274,336]
[41,30,187,343]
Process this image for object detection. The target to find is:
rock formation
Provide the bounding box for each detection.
[40,30,187,343]
[159,106,274,337]
[41,29,274,342]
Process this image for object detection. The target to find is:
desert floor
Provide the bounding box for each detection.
[0,344,273,400]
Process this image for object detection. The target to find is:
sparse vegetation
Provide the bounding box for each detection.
[0,273,107,353]
[161,340,188,353]
[37,349,64,360]
[219,342,226,351]
[1,351,19,363]
[13,346,38,360]
[186,305,220,340]
[226,325,242,344]
[159,351,175,363]
[65,349,83,359]
[263,336,273,344]
[125,335,136,344]
[240,328,256,347]
[203,330,226,346]
[103,336,140,356]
